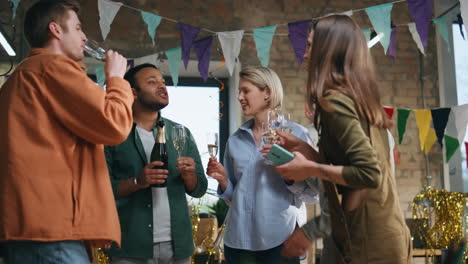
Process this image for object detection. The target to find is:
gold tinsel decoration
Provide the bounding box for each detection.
[412,188,468,260]
[92,248,110,264]
[191,202,202,264]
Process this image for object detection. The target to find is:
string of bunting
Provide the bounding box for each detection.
[88,0,468,88]
[383,104,468,165]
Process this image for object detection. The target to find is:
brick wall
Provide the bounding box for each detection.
[4,0,442,225]
[79,0,443,217]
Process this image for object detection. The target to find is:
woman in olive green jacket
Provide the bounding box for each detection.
[272,14,411,264]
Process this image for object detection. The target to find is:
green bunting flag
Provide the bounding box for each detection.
[397,109,411,144]
[444,135,460,162]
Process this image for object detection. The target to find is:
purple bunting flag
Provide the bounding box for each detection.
[431,108,451,147]
[193,36,213,81]
[177,23,200,69]
[388,27,397,61]
[288,20,312,65]
[407,0,433,50]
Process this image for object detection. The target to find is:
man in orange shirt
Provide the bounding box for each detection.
[0,0,133,263]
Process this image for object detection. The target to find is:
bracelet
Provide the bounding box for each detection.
[133,177,138,185]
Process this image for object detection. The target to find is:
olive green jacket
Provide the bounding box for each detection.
[302,93,411,264]
[105,117,207,259]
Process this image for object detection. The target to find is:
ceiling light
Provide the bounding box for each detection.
[0,31,16,56]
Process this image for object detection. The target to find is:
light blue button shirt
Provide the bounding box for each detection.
[218,119,319,251]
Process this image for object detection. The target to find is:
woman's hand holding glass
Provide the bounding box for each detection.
[206,158,228,192]
[275,130,320,161]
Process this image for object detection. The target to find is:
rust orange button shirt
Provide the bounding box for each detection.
[0,48,133,247]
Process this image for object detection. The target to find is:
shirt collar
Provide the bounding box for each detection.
[239,119,254,132]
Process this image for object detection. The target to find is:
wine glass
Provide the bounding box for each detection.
[280,112,293,133]
[206,132,219,159]
[172,124,186,158]
[267,109,283,144]
[261,121,275,165]
[84,39,106,61]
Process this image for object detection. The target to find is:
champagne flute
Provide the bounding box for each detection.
[267,109,282,144]
[260,121,275,165]
[207,132,219,159]
[84,39,106,61]
[280,112,293,133]
[172,124,186,158]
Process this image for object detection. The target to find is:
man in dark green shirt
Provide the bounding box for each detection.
[105,63,207,263]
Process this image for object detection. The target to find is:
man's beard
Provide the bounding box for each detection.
[138,96,168,112]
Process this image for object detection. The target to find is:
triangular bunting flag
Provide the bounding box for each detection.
[218,30,244,76]
[406,0,433,50]
[288,20,312,65]
[193,36,213,81]
[95,65,106,87]
[423,128,437,155]
[362,29,371,43]
[397,109,410,144]
[431,108,451,147]
[177,23,200,69]
[465,142,468,168]
[253,25,277,67]
[11,0,20,19]
[134,54,158,66]
[457,14,465,40]
[165,46,182,87]
[451,104,468,142]
[365,3,393,54]
[388,27,397,61]
[408,23,425,54]
[461,0,468,38]
[383,107,395,119]
[414,109,432,151]
[444,135,460,161]
[397,109,411,144]
[433,17,450,52]
[141,11,162,46]
[98,0,122,40]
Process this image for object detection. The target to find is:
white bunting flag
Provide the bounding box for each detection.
[452,104,468,142]
[98,0,122,40]
[134,54,158,66]
[408,22,425,54]
[218,30,244,76]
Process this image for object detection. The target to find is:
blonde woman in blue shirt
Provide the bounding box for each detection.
[207,66,320,264]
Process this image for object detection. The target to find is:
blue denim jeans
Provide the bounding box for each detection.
[4,240,90,264]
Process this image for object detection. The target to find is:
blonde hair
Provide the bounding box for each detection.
[239,66,283,109]
[306,14,391,129]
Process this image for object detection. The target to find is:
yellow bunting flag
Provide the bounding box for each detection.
[423,128,437,155]
[414,110,432,151]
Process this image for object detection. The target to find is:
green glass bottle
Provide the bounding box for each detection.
[150,120,168,188]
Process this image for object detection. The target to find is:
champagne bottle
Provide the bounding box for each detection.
[150,120,168,188]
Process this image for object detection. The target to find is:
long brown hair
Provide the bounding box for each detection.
[306,14,391,129]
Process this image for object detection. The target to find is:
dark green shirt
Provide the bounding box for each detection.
[105,117,207,259]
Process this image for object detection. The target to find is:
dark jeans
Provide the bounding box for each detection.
[3,240,90,264]
[224,244,300,264]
